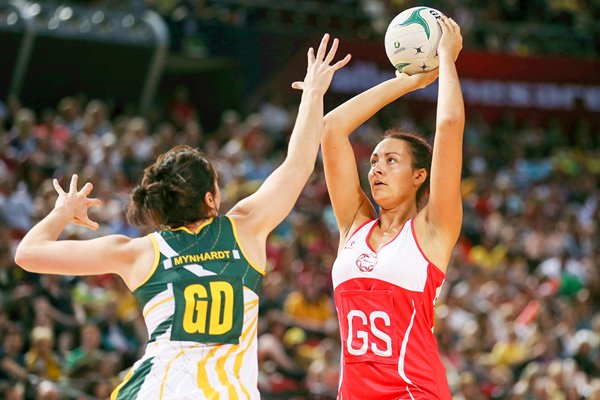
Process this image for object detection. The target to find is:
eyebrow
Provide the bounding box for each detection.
[370,152,402,158]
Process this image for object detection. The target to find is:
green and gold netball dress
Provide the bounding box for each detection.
[111,216,264,400]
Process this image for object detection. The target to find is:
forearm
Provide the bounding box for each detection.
[1,359,28,380]
[46,307,80,326]
[324,77,419,138]
[285,89,324,169]
[432,52,464,188]
[436,53,464,127]
[428,52,465,236]
[20,207,72,243]
[15,207,72,268]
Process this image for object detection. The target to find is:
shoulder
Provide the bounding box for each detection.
[105,234,152,256]
[225,212,261,242]
[130,234,154,249]
[113,234,157,291]
[100,234,154,271]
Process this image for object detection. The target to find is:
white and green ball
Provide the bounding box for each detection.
[384,6,444,75]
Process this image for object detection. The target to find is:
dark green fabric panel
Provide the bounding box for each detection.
[115,357,154,400]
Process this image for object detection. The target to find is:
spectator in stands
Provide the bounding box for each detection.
[65,323,106,381]
[0,324,27,385]
[56,97,83,135]
[258,312,306,385]
[34,275,81,335]
[168,86,198,130]
[282,271,336,337]
[35,380,59,400]
[6,108,37,161]
[24,326,62,381]
[489,325,529,369]
[305,338,340,399]
[83,100,112,138]
[0,382,25,400]
[0,174,34,234]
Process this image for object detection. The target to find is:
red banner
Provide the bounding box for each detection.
[271,38,600,124]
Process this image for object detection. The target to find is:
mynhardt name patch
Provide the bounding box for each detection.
[172,249,240,266]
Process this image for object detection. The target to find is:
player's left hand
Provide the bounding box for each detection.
[437,16,462,61]
[291,33,352,94]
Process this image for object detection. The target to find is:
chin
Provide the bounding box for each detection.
[371,196,385,208]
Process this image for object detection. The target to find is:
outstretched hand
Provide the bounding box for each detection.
[291,33,352,94]
[53,174,101,230]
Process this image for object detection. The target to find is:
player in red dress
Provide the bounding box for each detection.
[322,16,463,399]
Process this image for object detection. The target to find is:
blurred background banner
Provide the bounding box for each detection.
[268,39,600,124]
[1,1,599,129]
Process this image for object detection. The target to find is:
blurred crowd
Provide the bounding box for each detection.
[73,0,600,57]
[141,0,600,57]
[377,0,600,56]
[0,81,600,400]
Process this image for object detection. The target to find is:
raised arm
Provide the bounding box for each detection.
[424,16,465,244]
[14,175,152,289]
[322,71,438,241]
[228,34,350,239]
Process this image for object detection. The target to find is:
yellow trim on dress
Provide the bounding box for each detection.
[159,344,203,399]
[132,233,161,292]
[213,297,259,397]
[110,367,134,400]
[160,349,184,399]
[142,296,174,318]
[233,313,258,398]
[196,346,220,398]
[216,345,241,398]
[169,218,214,234]
[227,216,265,276]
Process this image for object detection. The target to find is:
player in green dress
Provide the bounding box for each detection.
[14,33,350,399]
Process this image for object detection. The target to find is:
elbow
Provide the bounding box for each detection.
[283,159,315,180]
[302,162,317,181]
[298,163,316,179]
[437,115,464,131]
[14,243,34,272]
[323,114,338,138]
[14,244,27,270]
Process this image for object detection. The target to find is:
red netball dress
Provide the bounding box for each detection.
[332,218,451,400]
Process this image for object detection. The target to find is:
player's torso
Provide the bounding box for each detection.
[119,216,264,399]
[332,219,450,400]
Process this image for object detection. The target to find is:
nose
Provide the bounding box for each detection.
[371,161,383,175]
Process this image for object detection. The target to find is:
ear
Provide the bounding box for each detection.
[413,168,427,186]
[204,191,217,214]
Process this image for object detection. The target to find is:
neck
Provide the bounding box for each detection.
[185,217,212,232]
[377,203,417,233]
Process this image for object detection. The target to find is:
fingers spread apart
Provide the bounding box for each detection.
[69,174,79,193]
[52,179,65,195]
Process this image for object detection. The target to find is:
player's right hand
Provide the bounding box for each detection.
[396,69,439,90]
[53,174,101,230]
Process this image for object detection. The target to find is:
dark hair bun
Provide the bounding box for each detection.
[132,185,148,205]
[127,145,217,229]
